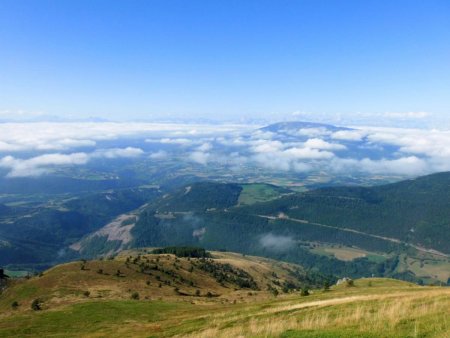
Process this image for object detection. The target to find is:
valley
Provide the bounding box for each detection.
[2,171,450,285]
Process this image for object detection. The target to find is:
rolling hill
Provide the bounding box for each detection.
[0,248,326,313]
[0,249,448,337]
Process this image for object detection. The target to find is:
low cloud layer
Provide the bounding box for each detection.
[0,147,143,177]
[1,121,450,178]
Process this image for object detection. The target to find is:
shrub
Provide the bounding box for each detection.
[301,288,310,296]
[83,291,90,297]
[11,301,19,309]
[31,299,41,311]
[131,292,139,300]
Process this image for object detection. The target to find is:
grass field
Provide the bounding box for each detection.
[0,277,448,337]
[395,253,450,284]
[309,243,387,263]
[238,183,289,205]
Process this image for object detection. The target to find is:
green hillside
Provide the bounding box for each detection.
[0,187,161,268]
[0,252,448,338]
[246,171,450,254]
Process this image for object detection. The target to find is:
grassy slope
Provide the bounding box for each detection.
[0,250,312,315]
[0,250,449,337]
[0,278,448,337]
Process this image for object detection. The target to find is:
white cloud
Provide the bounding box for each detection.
[259,233,296,251]
[283,147,335,160]
[2,121,450,179]
[0,147,144,177]
[0,122,252,153]
[0,153,89,177]
[158,138,193,145]
[383,112,430,119]
[94,147,144,158]
[196,142,212,152]
[189,151,210,165]
[149,150,168,159]
[331,130,366,141]
[303,138,347,151]
[296,128,330,138]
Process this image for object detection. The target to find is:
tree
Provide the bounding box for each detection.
[345,279,355,287]
[31,299,41,311]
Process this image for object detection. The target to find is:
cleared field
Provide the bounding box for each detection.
[238,183,289,205]
[309,243,386,262]
[396,255,450,284]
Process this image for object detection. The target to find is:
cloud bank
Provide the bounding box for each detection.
[1,122,450,178]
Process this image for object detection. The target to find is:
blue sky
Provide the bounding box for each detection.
[0,0,449,124]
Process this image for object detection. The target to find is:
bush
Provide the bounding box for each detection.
[301,288,310,296]
[11,301,19,309]
[131,292,139,300]
[83,291,90,297]
[31,299,41,311]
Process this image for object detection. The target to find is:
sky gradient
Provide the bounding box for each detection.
[0,0,449,124]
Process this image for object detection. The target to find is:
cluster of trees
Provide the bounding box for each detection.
[196,259,258,290]
[151,247,211,258]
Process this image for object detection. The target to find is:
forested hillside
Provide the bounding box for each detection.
[245,172,450,254]
[0,188,161,268]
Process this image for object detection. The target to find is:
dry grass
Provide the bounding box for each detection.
[180,287,450,338]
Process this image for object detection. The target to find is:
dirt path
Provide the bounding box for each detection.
[258,214,449,258]
[265,288,450,314]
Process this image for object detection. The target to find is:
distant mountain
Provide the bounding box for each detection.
[258,121,401,162]
[260,121,352,133]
